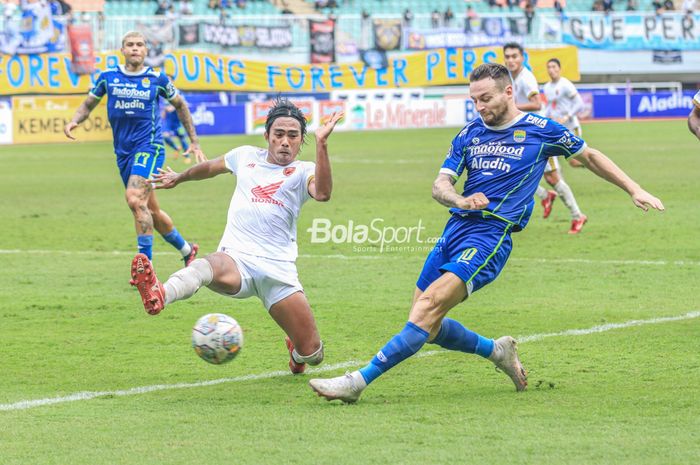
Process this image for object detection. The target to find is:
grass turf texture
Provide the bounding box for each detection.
[0,120,698,464]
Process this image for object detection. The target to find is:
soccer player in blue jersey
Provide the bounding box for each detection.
[64,31,204,265]
[162,82,192,163]
[688,90,700,141]
[309,63,665,403]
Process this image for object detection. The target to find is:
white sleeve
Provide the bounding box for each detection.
[566,81,584,117]
[694,90,700,108]
[524,71,539,99]
[223,146,253,175]
[301,161,316,202]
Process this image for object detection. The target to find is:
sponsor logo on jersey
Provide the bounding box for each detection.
[556,131,578,149]
[513,130,526,143]
[470,157,511,173]
[472,137,480,145]
[251,181,285,206]
[525,114,547,128]
[141,77,151,88]
[469,142,524,158]
[246,163,256,169]
[283,167,296,176]
[112,87,151,100]
[113,78,120,83]
[115,99,146,110]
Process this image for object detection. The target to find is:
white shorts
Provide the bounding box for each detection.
[544,156,561,173]
[219,248,304,310]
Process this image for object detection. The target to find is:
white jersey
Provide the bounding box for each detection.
[693,89,700,108]
[512,67,541,111]
[219,145,316,262]
[543,77,584,130]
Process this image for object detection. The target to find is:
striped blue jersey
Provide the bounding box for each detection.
[440,112,586,231]
[89,65,178,157]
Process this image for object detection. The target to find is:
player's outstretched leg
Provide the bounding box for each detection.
[488,336,528,391]
[162,258,214,305]
[269,292,324,375]
[130,253,165,315]
[535,185,557,218]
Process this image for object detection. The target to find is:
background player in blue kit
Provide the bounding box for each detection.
[64,31,205,265]
[162,85,192,164]
[309,63,665,403]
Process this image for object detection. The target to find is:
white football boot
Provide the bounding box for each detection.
[488,336,528,391]
[309,371,367,403]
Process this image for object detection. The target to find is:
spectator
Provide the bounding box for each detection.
[402,8,414,28]
[554,0,565,17]
[651,0,663,13]
[444,7,454,27]
[464,5,478,31]
[524,1,535,34]
[602,0,614,12]
[682,0,696,12]
[208,0,221,9]
[663,0,674,9]
[626,0,636,10]
[180,0,193,15]
[431,9,441,28]
[155,1,168,15]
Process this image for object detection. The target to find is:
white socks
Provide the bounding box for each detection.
[164,258,213,305]
[179,242,192,257]
[553,179,582,219]
[535,185,549,200]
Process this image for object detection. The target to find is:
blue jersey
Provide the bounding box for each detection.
[89,65,178,157]
[441,113,586,231]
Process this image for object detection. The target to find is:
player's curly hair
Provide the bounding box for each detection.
[265,97,307,143]
[469,63,512,90]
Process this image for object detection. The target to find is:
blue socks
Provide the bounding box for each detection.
[359,322,429,385]
[430,318,494,358]
[162,228,186,250]
[137,234,153,260]
[164,136,178,151]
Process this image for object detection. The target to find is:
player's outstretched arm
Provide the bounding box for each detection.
[688,106,700,142]
[152,157,229,189]
[432,173,489,210]
[574,147,665,212]
[64,95,100,140]
[308,111,344,202]
[170,94,207,163]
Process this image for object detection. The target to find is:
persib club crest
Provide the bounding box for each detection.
[283,167,296,176]
[141,77,151,88]
[513,130,526,143]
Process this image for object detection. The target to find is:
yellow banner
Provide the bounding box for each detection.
[0,47,578,95]
[12,96,112,144]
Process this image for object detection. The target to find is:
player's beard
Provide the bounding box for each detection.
[481,100,510,126]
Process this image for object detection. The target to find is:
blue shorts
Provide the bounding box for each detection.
[416,215,513,295]
[116,145,165,187]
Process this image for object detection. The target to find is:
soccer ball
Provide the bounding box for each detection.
[192,313,243,365]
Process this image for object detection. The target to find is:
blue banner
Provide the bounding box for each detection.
[192,104,246,135]
[561,13,700,51]
[591,91,696,119]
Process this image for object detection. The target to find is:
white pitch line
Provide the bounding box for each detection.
[1,249,699,266]
[1,310,698,412]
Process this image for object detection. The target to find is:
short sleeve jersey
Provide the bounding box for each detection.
[90,65,178,157]
[512,67,541,110]
[219,146,316,261]
[543,77,581,128]
[440,113,587,231]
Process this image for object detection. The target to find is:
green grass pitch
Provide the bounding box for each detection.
[0,120,698,464]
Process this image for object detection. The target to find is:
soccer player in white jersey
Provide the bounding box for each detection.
[504,43,587,233]
[542,58,588,233]
[688,89,700,142]
[130,99,344,375]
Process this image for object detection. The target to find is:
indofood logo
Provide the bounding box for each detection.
[112,87,151,99]
[469,142,524,158]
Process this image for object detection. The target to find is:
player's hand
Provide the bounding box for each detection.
[457,192,489,210]
[151,166,181,189]
[631,189,665,212]
[315,111,345,143]
[64,121,78,140]
[184,142,207,164]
